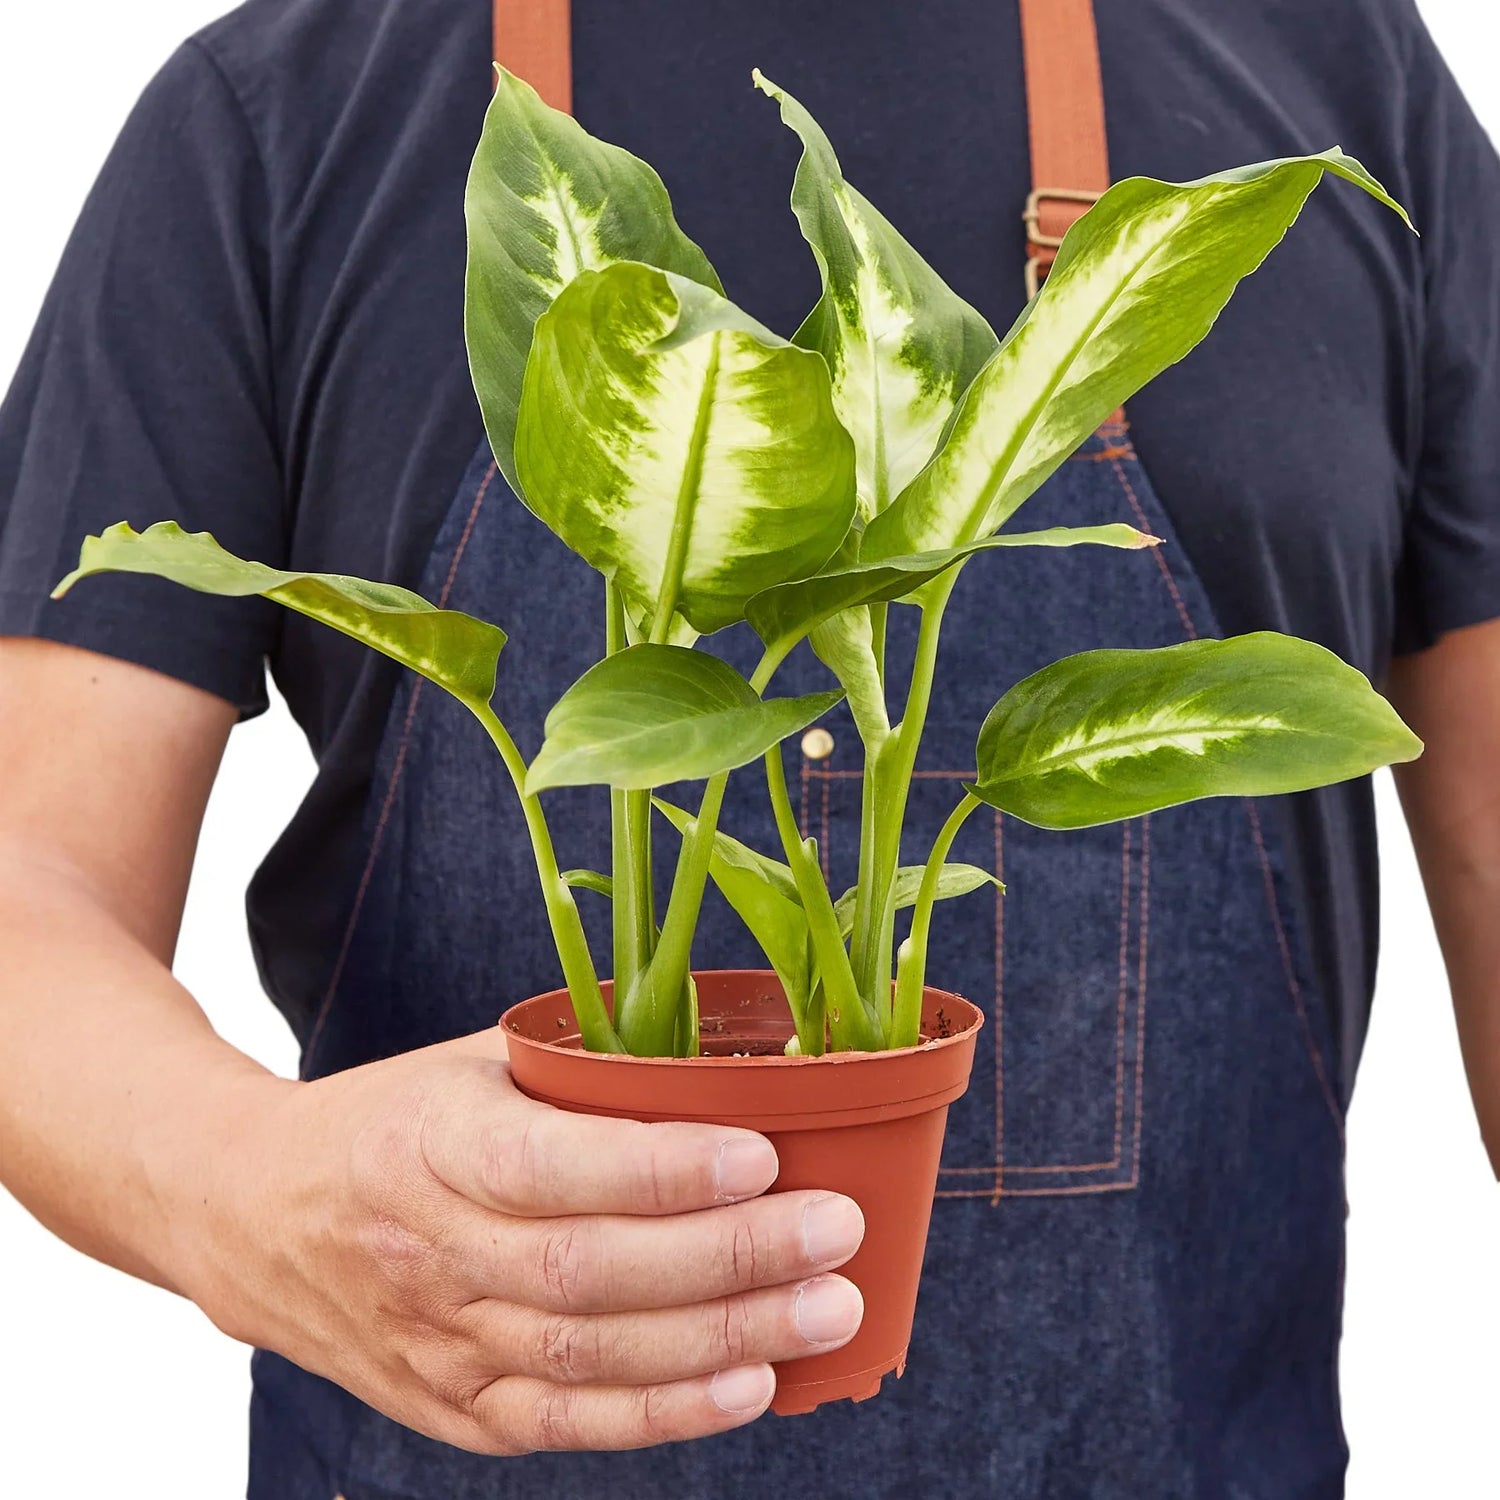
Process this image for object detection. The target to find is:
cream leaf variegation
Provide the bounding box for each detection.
[970,634,1423,830]
[515,261,858,634]
[864,151,1413,563]
[753,71,997,519]
[465,68,722,492]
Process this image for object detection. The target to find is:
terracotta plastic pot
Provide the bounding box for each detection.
[501,970,983,1416]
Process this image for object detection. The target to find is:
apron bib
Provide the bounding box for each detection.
[249,6,1350,1495]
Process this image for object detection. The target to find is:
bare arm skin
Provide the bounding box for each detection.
[1388,617,1500,1177]
[0,637,865,1454]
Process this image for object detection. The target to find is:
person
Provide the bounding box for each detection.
[2,0,1498,1495]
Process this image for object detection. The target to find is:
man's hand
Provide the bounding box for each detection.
[0,638,862,1459]
[184,1032,865,1456]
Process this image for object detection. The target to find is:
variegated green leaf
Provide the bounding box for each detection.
[864,152,1412,562]
[465,67,722,490]
[832,862,1001,941]
[746,524,1157,655]
[515,261,858,634]
[526,644,845,793]
[754,70,998,518]
[53,522,505,713]
[969,634,1423,831]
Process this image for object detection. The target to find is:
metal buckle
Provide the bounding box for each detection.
[1023,186,1103,248]
[1023,187,1102,301]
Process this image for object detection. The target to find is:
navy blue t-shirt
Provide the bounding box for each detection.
[3,0,1499,1090]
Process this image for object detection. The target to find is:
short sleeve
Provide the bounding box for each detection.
[1394,15,1500,654]
[0,41,284,714]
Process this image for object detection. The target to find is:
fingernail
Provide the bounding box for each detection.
[794,1275,864,1346]
[800,1194,865,1264]
[715,1137,778,1201]
[709,1363,776,1414]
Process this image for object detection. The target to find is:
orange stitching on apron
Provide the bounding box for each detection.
[1246,799,1345,1140]
[1111,455,1196,640]
[819,768,831,882]
[804,755,1146,1199]
[937,1179,1137,1199]
[935,811,1143,1197]
[1131,813,1151,1181]
[306,460,501,1065]
[1070,443,1137,463]
[1111,819,1133,1165]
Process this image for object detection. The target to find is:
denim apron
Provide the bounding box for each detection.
[247,412,1350,1498]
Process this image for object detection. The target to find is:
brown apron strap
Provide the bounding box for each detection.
[1019,0,1111,298]
[492,0,573,112]
[486,0,1111,396]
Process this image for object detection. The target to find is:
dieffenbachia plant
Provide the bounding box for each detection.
[54,67,1422,1058]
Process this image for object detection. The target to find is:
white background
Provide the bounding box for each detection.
[1,3,1497,1496]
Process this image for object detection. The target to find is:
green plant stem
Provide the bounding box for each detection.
[847,725,891,1010]
[605,585,639,994]
[762,742,884,1052]
[890,790,982,1049]
[625,789,655,965]
[474,703,623,1054]
[859,572,958,1031]
[619,769,730,1054]
[605,585,656,997]
[614,641,797,1056]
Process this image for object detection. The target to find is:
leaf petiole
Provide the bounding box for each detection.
[889,790,983,1049]
[472,703,623,1053]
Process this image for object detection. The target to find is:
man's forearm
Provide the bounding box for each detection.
[0,849,289,1294]
[1401,818,1500,1172]
[1389,621,1500,1178]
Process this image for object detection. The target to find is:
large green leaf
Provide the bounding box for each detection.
[526,645,844,793]
[465,68,721,491]
[863,152,1412,562]
[746,524,1157,655]
[753,71,998,518]
[53,522,505,713]
[515,261,859,634]
[832,863,1001,941]
[969,634,1423,830]
[654,799,811,999]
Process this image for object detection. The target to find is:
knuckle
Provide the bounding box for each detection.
[715,1293,754,1368]
[726,1216,767,1292]
[358,1212,432,1296]
[537,1313,602,1384]
[539,1220,596,1310]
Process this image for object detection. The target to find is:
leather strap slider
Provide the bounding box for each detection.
[1023,186,1102,300]
[1023,186,1102,250]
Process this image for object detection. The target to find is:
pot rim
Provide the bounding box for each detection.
[500,968,984,1069]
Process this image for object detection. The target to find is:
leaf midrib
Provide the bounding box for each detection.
[652,331,722,634]
[520,113,592,283]
[982,712,1322,785]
